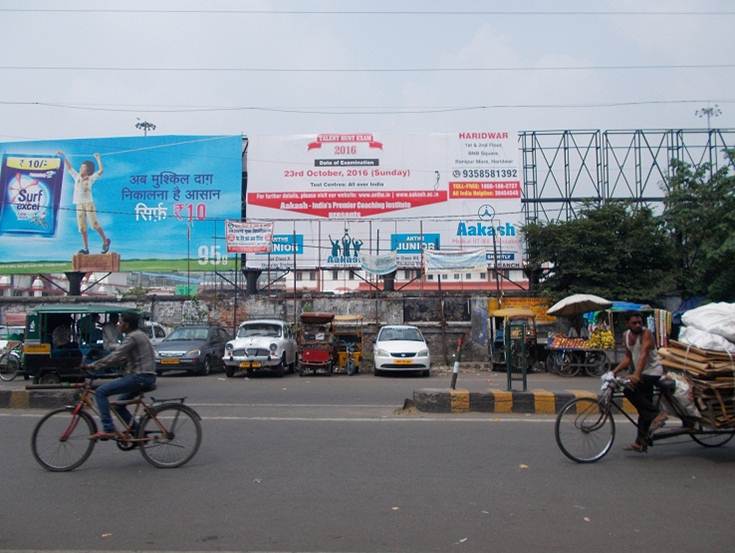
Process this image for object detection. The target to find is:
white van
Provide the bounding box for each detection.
[143,321,168,345]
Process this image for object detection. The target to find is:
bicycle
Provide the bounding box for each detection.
[555,373,735,463]
[31,374,202,472]
[0,342,23,382]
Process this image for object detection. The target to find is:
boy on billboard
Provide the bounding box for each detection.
[57,151,111,255]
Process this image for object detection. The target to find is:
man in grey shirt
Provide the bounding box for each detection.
[84,312,157,440]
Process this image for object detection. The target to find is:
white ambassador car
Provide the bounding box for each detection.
[373,325,431,377]
[223,319,297,377]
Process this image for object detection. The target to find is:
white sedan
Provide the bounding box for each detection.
[373,325,431,377]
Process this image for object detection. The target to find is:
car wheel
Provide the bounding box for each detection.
[225,366,234,378]
[199,357,212,376]
[422,369,430,377]
[273,355,286,378]
[373,366,382,377]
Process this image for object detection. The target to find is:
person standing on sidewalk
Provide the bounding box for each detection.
[613,313,667,451]
[82,312,156,440]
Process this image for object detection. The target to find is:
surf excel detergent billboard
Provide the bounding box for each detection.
[0,135,242,274]
[246,132,523,269]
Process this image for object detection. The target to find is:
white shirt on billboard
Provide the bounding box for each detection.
[69,167,101,205]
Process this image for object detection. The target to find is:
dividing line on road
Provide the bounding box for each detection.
[0,411,558,423]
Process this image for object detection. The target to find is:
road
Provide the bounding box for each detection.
[1,372,733,553]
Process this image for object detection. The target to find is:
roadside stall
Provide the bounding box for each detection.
[545,294,615,377]
[333,314,364,375]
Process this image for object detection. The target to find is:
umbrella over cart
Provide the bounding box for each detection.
[546,294,613,318]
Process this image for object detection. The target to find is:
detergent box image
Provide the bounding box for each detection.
[0,154,64,236]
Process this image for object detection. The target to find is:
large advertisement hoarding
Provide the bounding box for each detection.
[246,132,523,269]
[0,135,242,274]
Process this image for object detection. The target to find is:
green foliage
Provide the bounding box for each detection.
[662,151,735,301]
[524,202,677,303]
[525,151,735,303]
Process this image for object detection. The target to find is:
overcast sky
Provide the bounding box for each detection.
[1,0,733,141]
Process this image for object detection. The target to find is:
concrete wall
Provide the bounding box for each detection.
[0,291,496,363]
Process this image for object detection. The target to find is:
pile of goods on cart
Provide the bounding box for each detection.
[658,302,735,428]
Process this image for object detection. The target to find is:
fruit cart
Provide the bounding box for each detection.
[545,331,614,377]
[545,294,615,377]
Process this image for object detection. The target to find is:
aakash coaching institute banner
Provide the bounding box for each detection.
[246,131,523,270]
[0,135,242,274]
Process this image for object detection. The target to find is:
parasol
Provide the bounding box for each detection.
[546,294,613,318]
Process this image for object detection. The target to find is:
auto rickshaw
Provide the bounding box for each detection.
[488,308,541,372]
[23,304,142,384]
[297,312,337,376]
[333,314,364,375]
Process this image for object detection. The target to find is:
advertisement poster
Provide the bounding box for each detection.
[225,220,273,253]
[0,135,242,274]
[246,131,523,270]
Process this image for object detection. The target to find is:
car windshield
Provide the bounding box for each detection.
[165,327,209,341]
[238,324,282,338]
[378,327,424,342]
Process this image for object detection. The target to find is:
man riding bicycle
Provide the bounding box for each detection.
[613,313,667,451]
[82,312,157,440]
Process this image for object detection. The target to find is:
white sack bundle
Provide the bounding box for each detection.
[681,302,735,342]
[679,325,735,354]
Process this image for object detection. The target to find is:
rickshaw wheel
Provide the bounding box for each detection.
[39,372,62,385]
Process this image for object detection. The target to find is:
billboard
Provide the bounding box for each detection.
[0,135,242,274]
[246,131,523,269]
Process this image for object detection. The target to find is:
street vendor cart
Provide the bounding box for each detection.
[297,312,337,376]
[545,294,614,377]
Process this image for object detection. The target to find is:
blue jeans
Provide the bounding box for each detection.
[95,373,156,432]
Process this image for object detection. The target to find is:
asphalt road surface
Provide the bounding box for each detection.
[1,373,733,553]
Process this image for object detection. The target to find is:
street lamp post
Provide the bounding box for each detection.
[695,104,722,131]
[135,118,157,136]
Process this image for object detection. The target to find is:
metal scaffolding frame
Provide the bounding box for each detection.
[520,128,735,223]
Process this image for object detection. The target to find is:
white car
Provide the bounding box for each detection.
[373,325,431,377]
[223,319,297,377]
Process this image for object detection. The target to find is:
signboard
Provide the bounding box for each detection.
[0,135,242,274]
[246,131,522,269]
[225,220,273,253]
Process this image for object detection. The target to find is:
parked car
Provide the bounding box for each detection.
[143,321,168,345]
[155,323,231,376]
[373,325,431,377]
[223,319,297,377]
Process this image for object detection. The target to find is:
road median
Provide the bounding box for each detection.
[413,388,636,415]
[0,389,77,409]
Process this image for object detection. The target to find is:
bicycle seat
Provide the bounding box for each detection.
[656,379,676,394]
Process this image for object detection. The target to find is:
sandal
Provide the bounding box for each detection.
[650,413,668,432]
[624,441,647,452]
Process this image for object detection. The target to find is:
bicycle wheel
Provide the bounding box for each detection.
[557,352,581,377]
[584,351,609,377]
[0,353,19,381]
[555,398,615,463]
[138,404,202,468]
[689,423,735,447]
[31,408,96,472]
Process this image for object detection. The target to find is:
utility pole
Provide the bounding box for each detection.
[695,104,722,131]
[135,118,157,136]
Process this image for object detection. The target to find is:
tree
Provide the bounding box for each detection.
[524,202,676,302]
[662,151,735,301]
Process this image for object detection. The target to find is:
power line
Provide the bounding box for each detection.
[1,8,732,16]
[0,63,731,74]
[1,99,734,115]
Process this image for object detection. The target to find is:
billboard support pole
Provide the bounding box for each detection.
[292,228,297,325]
[64,272,85,296]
